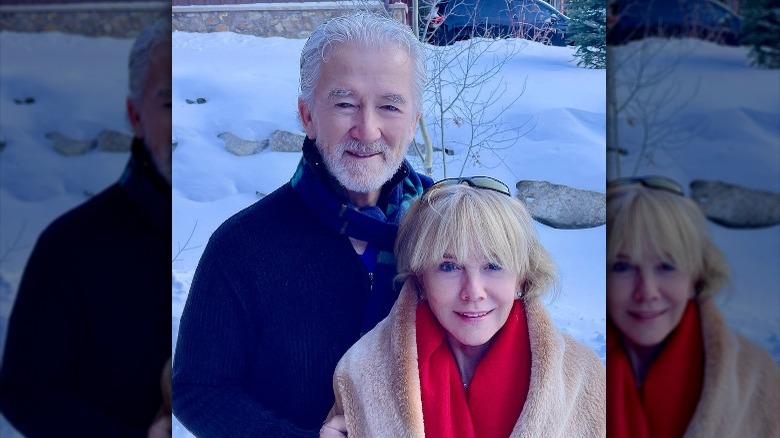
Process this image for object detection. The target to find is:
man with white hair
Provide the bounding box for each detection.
[173,11,432,436]
[0,17,172,437]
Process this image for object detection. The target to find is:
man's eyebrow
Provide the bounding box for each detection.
[328,88,352,99]
[383,93,407,104]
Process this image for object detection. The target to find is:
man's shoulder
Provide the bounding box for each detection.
[404,162,433,189]
[416,171,434,189]
[202,182,332,261]
[36,183,124,244]
[211,182,302,239]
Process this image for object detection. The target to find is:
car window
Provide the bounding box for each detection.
[514,0,548,23]
[683,0,734,23]
[480,0,512,18]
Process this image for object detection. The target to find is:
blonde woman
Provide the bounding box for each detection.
[606,177,779,438]
[321,177,605,437]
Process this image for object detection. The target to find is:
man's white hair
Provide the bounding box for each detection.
[128,17,172,104]
[299,12,427,113]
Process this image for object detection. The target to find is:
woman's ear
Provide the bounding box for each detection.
[692,276,703,298]
[415,275,426,301]
[516,278,526,299]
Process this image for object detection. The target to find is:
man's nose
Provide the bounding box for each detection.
[351,109,381,143]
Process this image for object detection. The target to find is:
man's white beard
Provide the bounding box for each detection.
[319,138,406,194]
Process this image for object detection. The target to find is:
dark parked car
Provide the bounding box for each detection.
[607,0,741,46]
[425,0,571,46]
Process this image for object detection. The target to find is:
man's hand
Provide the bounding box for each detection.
[320,415,347,438]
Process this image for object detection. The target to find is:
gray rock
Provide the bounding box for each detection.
[690,179,780,228]
[46,131,96,156]
[268,130,305,152]
[515,180,606,229]
[97,129,133,152]
[217,132,267,156]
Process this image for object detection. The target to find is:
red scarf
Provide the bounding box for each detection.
[607,300,704,438]
[417,301,531,438]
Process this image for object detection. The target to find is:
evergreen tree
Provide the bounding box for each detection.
[741,0,780,69]
[565,0,606,69]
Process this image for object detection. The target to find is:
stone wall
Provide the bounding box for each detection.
[0,3,169,37]
[172,1,383,38]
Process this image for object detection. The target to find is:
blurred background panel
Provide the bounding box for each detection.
[606,0,779,361]
[0,2,169,436]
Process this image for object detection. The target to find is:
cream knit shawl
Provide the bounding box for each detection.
[328,282,606,437]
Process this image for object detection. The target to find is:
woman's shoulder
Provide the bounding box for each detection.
[336,317,394,373]
[728,329,780,409]
[700,298,777,375]
[334,288,421,404]
[689,299,779,437]
[524,298,605,372]
[561,334,606,372]
[521,299,606,437]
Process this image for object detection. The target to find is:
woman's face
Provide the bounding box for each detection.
[420,252,520,349]
[607,246,696,349]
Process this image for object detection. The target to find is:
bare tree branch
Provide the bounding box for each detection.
[172,220,202,264]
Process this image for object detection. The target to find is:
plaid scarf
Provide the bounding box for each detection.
[290,138,431,333]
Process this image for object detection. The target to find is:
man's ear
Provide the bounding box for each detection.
[298,97,316,140]
[126,98,143,139]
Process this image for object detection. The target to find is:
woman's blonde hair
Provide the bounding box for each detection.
[607,183,729,299]
[394,183,557,301]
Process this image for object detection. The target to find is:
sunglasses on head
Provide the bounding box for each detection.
[607,176,684,196]
[429,175,511,197]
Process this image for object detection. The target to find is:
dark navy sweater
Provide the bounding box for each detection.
[173,183,382,437]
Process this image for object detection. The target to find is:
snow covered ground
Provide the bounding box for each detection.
[0,28,777,438]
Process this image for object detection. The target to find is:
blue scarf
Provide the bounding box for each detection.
[290,138,432,333]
